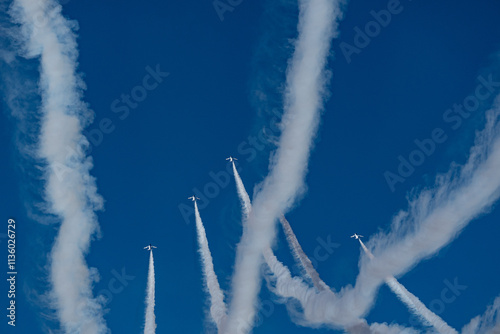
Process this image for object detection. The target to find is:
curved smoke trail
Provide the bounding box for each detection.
[223,1,344,332]
[8,0,107,332]
[144,250,156,334]
[264,103,500,330]
[193,201,227,330]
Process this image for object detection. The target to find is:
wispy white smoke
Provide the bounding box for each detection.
[144,250,156,334]
[461,296,500,334]
[279,216,329,291]
[231,160,328,291]
[354,101,500,318]
[193,201,227,330]
[8,0,106,332]
[264,100,500,330]
[384,277,457,334]
[223,1,344,332]
[231,162,251,218]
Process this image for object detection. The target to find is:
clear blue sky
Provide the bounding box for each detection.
[1,0,500,333]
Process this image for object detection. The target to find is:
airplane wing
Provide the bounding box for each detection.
[152,246,157,248]
[144,246,148,249]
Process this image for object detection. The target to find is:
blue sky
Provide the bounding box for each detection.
[1,0,500,333]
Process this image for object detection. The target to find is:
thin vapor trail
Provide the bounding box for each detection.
[358,239,458,334]
[223,1,344,332]
[144,250,156,334]
[9,0,106,332]
[193,201,227,330]
[279,216,329,291]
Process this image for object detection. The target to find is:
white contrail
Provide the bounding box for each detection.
[9,0,106,332]
[354,101,500,316]
[223,1,343,332]
[231,161,251,220]
[279,216,329,291]
[264,99,500,330]
[233,161,436,332]
[144,250,156,334]
[231,160,328,291]
[193,201,227,330]
[461,296,500,334]
[357,239,457,334]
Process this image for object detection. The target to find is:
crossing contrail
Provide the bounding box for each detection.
[193,201,227,330]
[144,250,156,334]
[231,160,328,291]
[8,0,107,332]
[222,1,344,332]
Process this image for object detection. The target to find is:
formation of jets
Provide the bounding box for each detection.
[350,233,363,240]
[226,156,237,162]
[144,244,157,251]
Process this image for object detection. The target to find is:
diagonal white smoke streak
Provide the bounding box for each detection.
[231,162,251,218]
[264,102,500,329]
[193,201,227,330]
[279,216,329,291]
[358,239,457,334]
[232,160,328,291]
[461,296,500,334]
[353,101,500,319]
[144,250,156,334]
[232,162,329,290]
[8,0,107,332]
[223,1,344,332]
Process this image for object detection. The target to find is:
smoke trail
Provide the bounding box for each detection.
[358,238,457,334]
[193,201,227,330]
[144,250,156,334]
[353,101,500,316]
[279,216,329,291]
[231,160,328,291]
[461,296,500,334]
[264,98,500,330]
[7,0,107,332]
[223,1,344,332]
[231,161,251,218]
